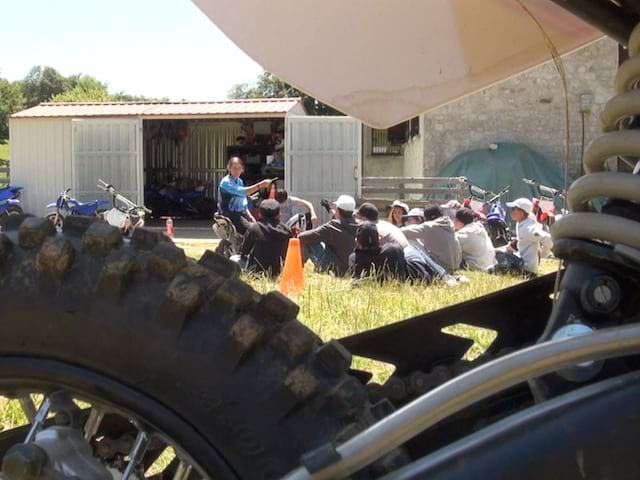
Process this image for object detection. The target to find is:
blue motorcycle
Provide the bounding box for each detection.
[46,188,110,229]
[0,185,23,216]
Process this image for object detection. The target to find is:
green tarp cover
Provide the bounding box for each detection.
[437,143,566,204]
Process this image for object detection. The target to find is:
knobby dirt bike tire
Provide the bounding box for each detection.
[0,215,405,479]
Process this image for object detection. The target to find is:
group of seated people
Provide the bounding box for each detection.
[219,157,552,283]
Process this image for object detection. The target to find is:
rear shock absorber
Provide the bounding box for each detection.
[535,23,640,390]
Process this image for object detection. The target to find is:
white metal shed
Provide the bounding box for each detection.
[9,100,362,217]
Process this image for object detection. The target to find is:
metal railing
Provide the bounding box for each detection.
[361,176,467,204]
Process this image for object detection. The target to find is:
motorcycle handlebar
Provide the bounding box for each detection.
[522,178,564,198]
[469,184,489,197]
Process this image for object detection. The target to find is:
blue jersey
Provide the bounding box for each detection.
[218,175,248,213]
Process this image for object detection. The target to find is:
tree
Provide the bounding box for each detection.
[52,75,110,102]
[229,71,343,116]
[0,71,25,142]
[111,92,169,102]
[21,66,70,106]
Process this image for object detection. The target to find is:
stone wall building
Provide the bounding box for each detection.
[419,37,618,178]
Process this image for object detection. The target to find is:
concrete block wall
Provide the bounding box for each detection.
[422,38,619,178]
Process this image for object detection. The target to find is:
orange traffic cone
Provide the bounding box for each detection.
[279,238,305,296]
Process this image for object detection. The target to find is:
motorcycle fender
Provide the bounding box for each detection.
[46,202,58,209]
[104,208,129,229]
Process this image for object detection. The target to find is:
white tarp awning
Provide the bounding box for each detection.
[194,0,601,128]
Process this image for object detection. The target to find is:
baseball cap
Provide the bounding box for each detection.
[259,199,280,218]
[391,200,409,214]
[506,198,533,214]
[334,194,356,212]
[356,222,380,250]
[403,208,424,219]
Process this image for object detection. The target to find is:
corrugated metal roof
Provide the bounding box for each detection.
[11,98,303,119]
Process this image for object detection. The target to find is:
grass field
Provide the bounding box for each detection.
[0,143,9,185]
[0,143,9,163]
[0,238,559,439]
[179,240,558,381]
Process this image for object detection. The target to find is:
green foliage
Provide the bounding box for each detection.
[52,75,110,102]
[229,71,343,116]
[0,71,25,142]
[111,92,169,102]
[21,66,71,107]
[0,143,9,167]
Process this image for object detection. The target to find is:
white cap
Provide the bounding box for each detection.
[506,197,533,214]
[403,207,424,218]
[334,194,356,212]
[391,200,409,214]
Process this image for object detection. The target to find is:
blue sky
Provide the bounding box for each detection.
[0,0,263,100]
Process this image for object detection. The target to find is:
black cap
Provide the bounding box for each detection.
[259,199,280,218]
[356,222,380,250]
[455,207,475,226]
[357,202,379,222]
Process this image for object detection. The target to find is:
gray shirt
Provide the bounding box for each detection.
[375,220,409,248]
[402,216,462,272]
[298,217,360,276]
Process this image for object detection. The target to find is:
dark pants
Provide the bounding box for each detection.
[225,211,253,236]
[303,243,342,275]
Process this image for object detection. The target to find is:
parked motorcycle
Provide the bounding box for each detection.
[212,213,243,257]
[522,178,566,230]
[0,185,23,216]
[147,178,216,219]
[213,200,313,258]
[463,181,512,247]
[97,180,151,235]
[46,188,110,230]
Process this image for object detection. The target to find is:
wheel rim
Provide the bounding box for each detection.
[0,358,238,480]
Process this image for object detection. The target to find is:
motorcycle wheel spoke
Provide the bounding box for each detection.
[122,430,150,480]
[24,396,51,443]
[172,460,193,480]
[84,406,105,440]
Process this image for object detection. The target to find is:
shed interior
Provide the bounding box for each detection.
[143,117,285,218]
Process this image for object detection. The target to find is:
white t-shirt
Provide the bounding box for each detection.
[516,216,553,273]
[455,222,496,271]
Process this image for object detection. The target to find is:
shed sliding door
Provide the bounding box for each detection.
[72,118,142,204]
[286,116,362,223]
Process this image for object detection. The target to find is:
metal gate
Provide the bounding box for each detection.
[72,118,142,204]
[285,116,362,222]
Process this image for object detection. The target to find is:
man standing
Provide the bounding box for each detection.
[356,202,409,248]
[298,195,359,276]
[401,205,462,272]
[506,198,553,276]
[240,199,292,277]
[453,208,497,271]
[218,156,274,235]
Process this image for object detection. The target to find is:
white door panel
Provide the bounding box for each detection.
[72,118,142,204]
[286,116,361,222]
